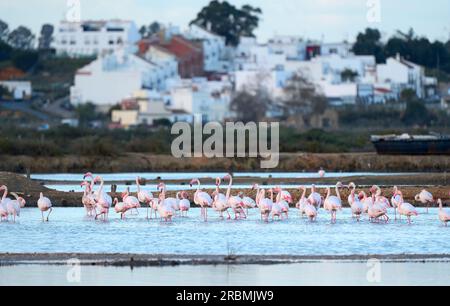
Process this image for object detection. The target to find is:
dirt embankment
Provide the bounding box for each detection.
[1,172,449,208]
[1,152,450,173]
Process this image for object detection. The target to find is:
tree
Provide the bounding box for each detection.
[139,22,161,38]
[352,28,385,63]
[230,90,270,123]
[76,103,99,127]
[38,24,54,49]
[0,19,8,42]
[7,26,35,49]
[0,85,10,98]
[341,69,359,82]
[11,50,39,71]
[283,73,328,116]
[400,89,433,126]
[0,40,12,61]
[190,0,262,46]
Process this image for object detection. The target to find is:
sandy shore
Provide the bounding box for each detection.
[1,253,449,267]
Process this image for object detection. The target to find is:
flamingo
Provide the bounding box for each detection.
[93,176,111,221]
[318,169,326,178]
[136,177,154,219]
[372,185,391,212]
[178,191,191,217]
[156,184,175,222]
[296,186,309,217]
[37,192,53,222]
[6,192,25,223]
[271,189,284,221]
[275,186,290,219]
[240,191,256,215]
[396,190,418,224]
[253,185,273,222]
[323,182,343,223]
[438,199,450,226]
[212,177,231,219]
[0,185,11,221]
[348,183,364,221]
[81,181,96,217]
[190,178,213,222]
[391,186,402,220]
[308,185,323,210]
[415,190,434,214]
[114,198,130,219]
[122,187,140,214]
[223,174,246,220]
[366,187,389,223]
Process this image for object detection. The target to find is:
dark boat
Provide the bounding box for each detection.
[371,133,450,155]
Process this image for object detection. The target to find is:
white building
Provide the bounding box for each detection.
[169,77,233,122]
[70,49,179,110]
[268,36,307,60]
[377,54,428,98]
[0,81,32,100]
[53,20,140,57]
[185,24,229,72]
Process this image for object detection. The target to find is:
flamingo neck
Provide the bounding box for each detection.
[335,185,341,201]
[225,177,232,199]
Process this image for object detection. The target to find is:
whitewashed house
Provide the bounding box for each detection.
[185,24,230,73]
[53,19,140,57]
[70,49,179,110]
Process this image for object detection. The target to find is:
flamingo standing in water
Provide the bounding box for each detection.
[366,189,388,223]
[372,185,391,213]
[190,178,213,222]
[396,190,418,224]
[37,192,52,222]
[93,176,111,221]
[271,189,284,221]
[136,177,154,219]
[318,169,326,178]
[240,191,256,215]
[0,185,11,221]
[156,184,175,222]
[296,186,309,217]
[391,186,402,220]
[253,185,273,222]
[438,199,450,226]
[276,187,291,219]
[347,183,364,221]
[212,177,231,219]
[81,181,96,216]
[323,182,343,223]
[223,174,246,220]
[122,187,140,215]
[114,198,130,219]
[178,191,191,217]
[6,192,25,223]
[415,190,434,214]
[308,185,323,210]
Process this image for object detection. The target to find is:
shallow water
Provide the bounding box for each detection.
[1,262,449,286]
[31,172,412,182]
[0,208,448,255]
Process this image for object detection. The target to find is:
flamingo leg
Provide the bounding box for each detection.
[46,208,53,222]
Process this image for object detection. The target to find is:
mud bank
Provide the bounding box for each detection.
[2,152,450,173]
[1,253,449,267]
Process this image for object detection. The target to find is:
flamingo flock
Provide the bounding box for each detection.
[0,172,450,227]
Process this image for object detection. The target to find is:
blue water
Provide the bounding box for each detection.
[31,172,413,182]
[0,208,447,255]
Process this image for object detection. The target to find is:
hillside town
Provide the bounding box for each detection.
[0,1,449,137]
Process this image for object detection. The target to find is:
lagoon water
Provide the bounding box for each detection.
[0,208,448,255]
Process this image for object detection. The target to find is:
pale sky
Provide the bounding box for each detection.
[1,0,449,43]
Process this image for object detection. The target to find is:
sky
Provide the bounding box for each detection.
[1,0,449,43]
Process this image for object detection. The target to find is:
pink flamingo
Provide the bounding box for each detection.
[136,177,154,219]
[114,198,130,219]
[296,186,309,217]
[190,178,213,222]
[156,184,175,222]
[396,190,418,224]
[318,169,326,178]
[223,174,246,220]
[372,185,391,212]
[0,185,11,221]
[212,177,231,219]
[37,192,52,222]
[275,186,290,219]
[391,186,402,220]
[122,187,140,214]
[178,191,191,217]
[438,199,450,226]
[323,182,343,223]
[308,185,323,210]
[415,189,434,214]
[348,183,363,221]
[93,176,111,221]
[6,192,25,223]
[81,181,96,216]
[253,185,273,222]
[366,187,389,223]
[271,189,283,221]
[240,191,256,215]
